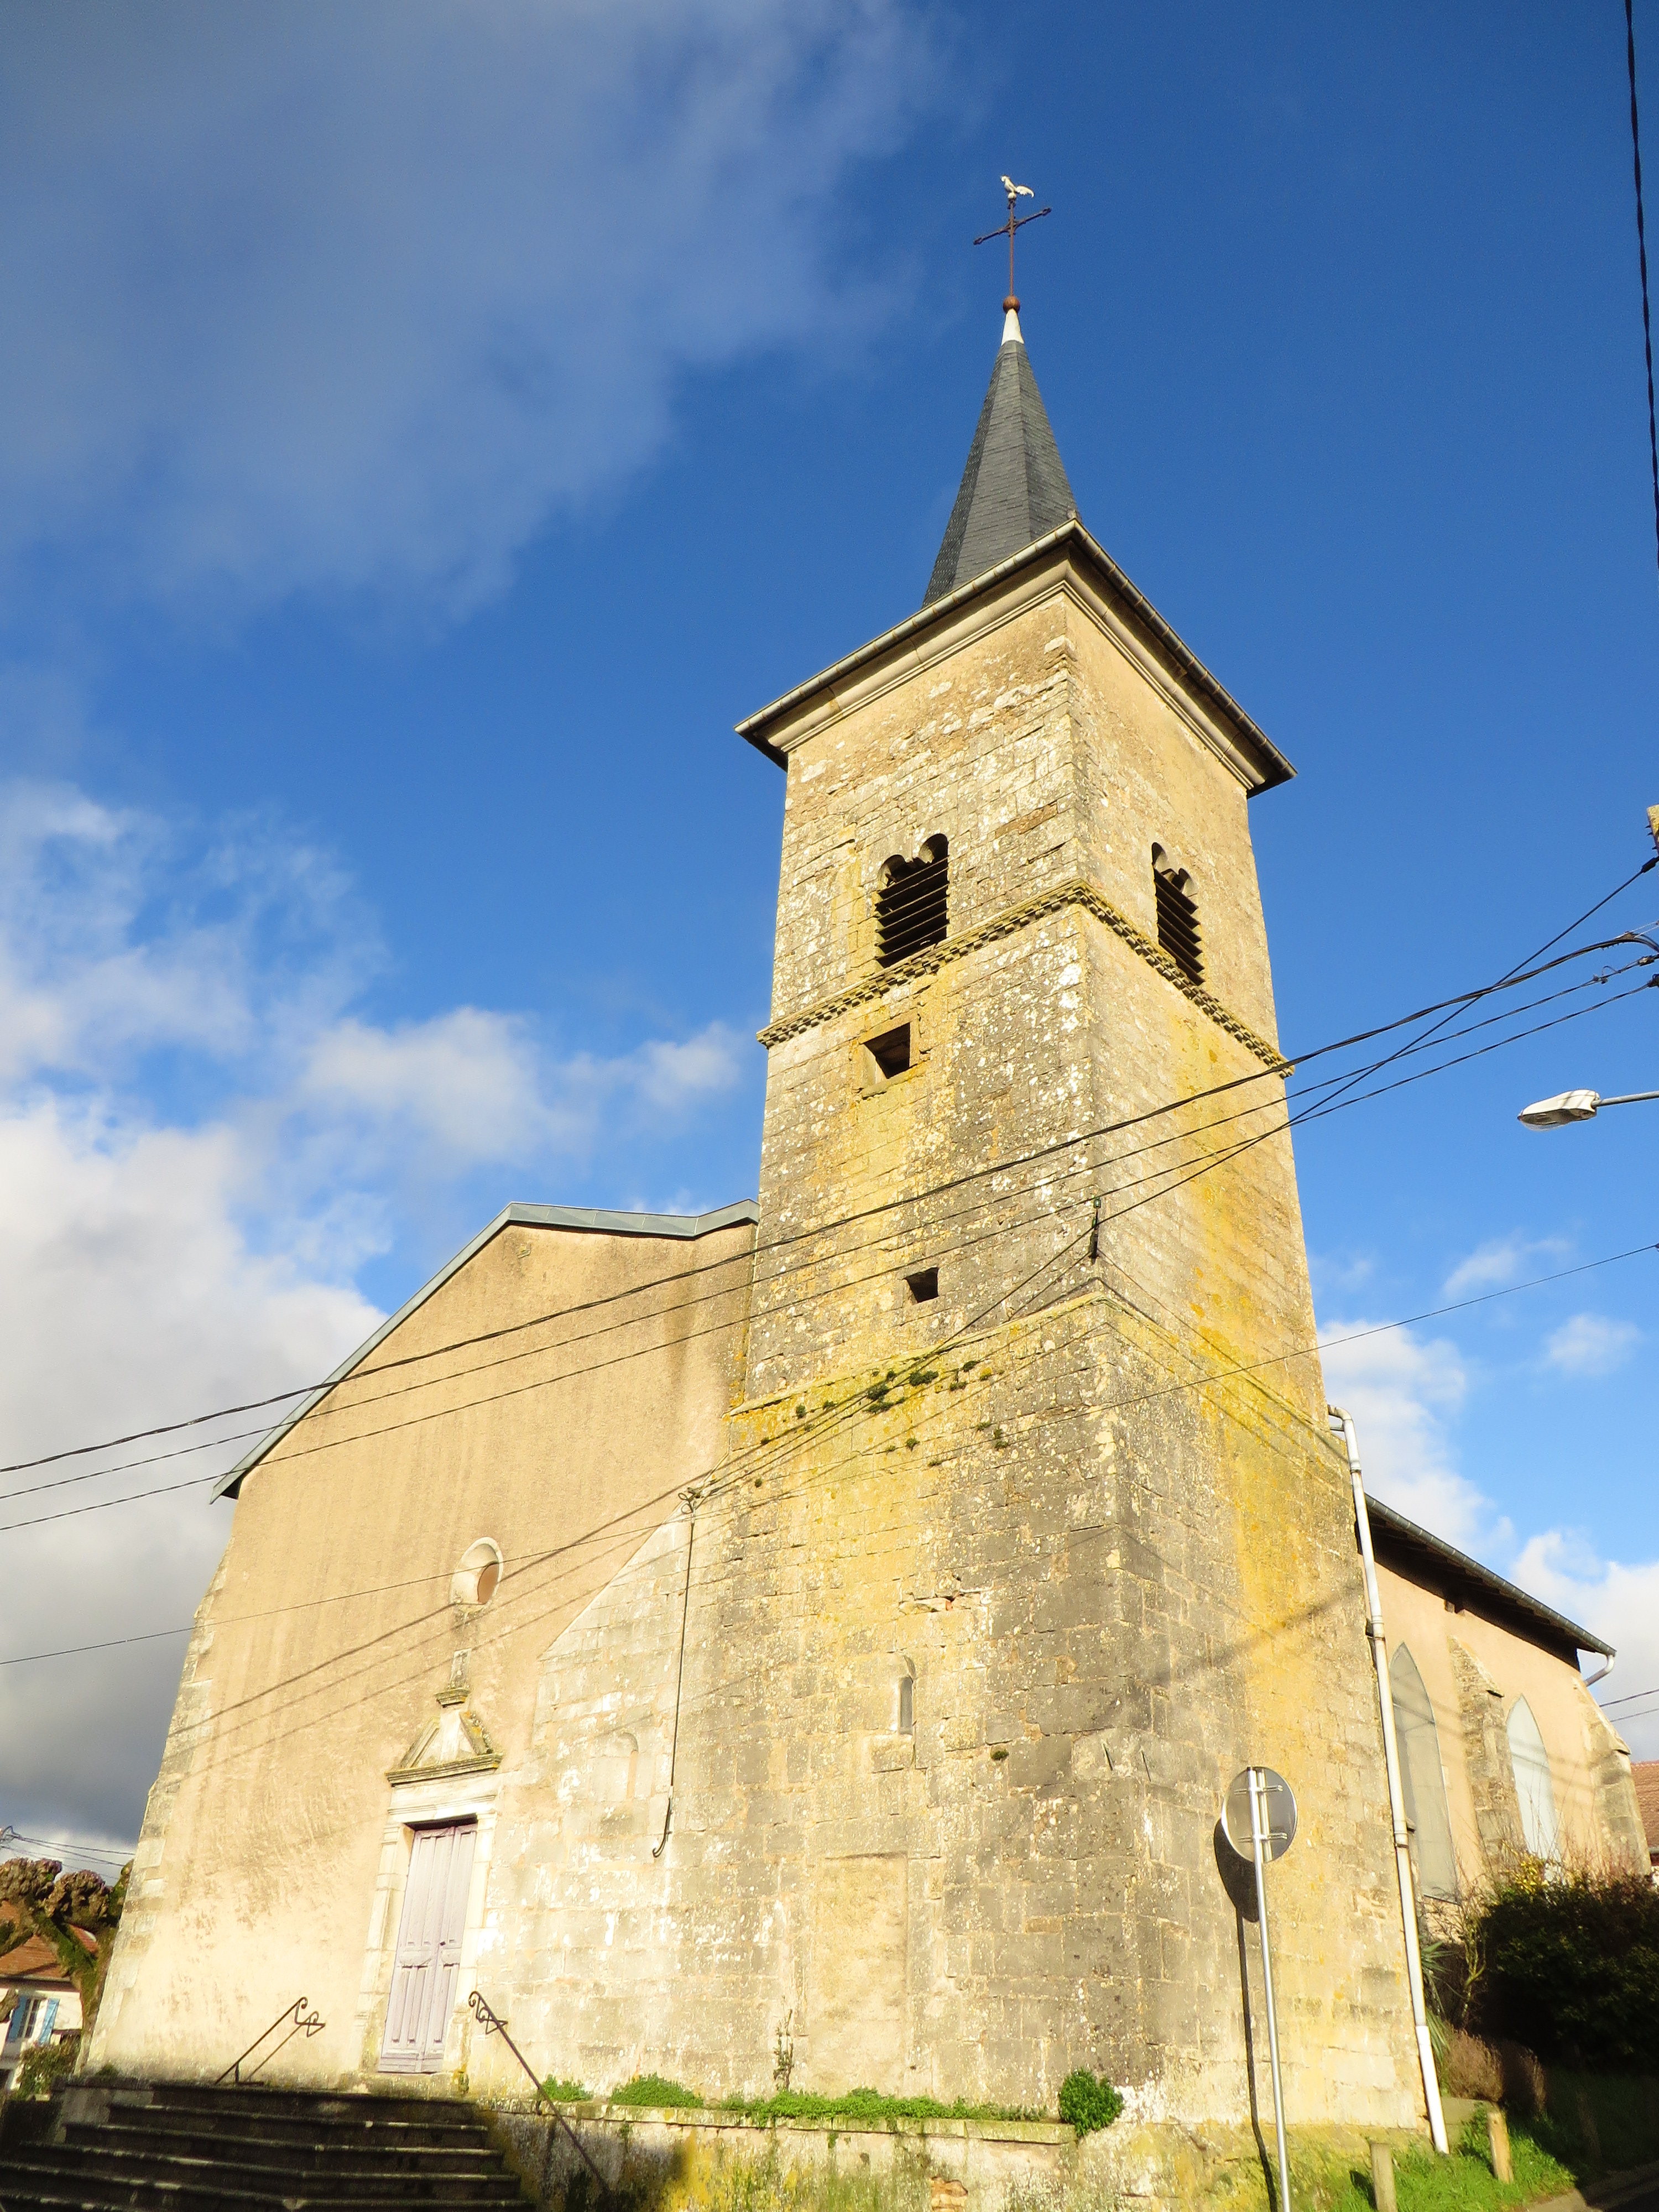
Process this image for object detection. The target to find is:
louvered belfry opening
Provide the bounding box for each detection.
[1152,845,1202,985]
[875,836,948,969]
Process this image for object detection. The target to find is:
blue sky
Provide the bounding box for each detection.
[2,0,1657,1863]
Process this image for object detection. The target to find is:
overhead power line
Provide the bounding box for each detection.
[4,1233,1652,1668]
[1,947,1652,1535]
[0,1831,133,1870]
[7,953,1646,1524]
[1629,0,1659,591]
[34,1185,1635,1795]
[4,893,1653,1491]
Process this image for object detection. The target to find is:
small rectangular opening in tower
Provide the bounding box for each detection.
[865,1023,912,1079]
[905,1267,940,1303]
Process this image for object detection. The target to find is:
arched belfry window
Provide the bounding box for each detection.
[1389,1645,1458,1899]
[1151,845,1202,985]
[876,836,948,968]
[1506,1697,1560,1860]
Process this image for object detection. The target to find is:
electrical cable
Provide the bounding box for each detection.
[1630,0,1659,592]
[4,1233,1652,1672]
[6,937,1652,1526]
[1600,1681,1659,1708]
[2,961,1651,1534]
[5,890,1653,1486]
[92,1218,1634,1796]
[96,1217,1107,1775]
[1,1832,132,1870]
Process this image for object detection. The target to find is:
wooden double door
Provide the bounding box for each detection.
[380,1820,476,2073]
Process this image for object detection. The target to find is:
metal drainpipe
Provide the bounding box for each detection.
[1329,1402,1449,2154]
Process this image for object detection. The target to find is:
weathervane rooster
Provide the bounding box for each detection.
[975,174,1051,309]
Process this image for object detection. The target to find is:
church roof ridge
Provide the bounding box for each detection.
[213,1198,759,1500]
[1366,1494,1613,1661]
[735,515,1293,790]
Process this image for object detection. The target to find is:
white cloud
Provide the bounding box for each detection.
[1442,1233,1570,1298]
[1543,1312,1642,1379]
[1317,1296,1659,1771]
[0,775,753,1854]
[1319,1317,1489,1545]
[1510,1532,1659,1763]
[1310,1248,1376,1295]
[632,1027,748,1113]
[300,1010,744,1170]
[302,1009,575,1162]
[0,0,937,615]
[0,1094,382,1863]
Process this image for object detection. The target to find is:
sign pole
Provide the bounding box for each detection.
[1249,1767,1292,2212]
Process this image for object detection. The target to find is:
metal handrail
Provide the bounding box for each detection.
[215,1996,325,2085]
[466,1991,607,2187]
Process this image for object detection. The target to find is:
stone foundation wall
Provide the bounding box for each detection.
[483,2103,1432,2212]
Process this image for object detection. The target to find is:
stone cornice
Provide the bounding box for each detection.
[757,874,1288,1070]
[735,519,1293,794]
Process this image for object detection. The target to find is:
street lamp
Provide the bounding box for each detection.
[1517,810,1659,1125]
[1519,1088,1659,1128]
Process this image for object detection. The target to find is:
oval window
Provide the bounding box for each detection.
[451,1538,503,1609]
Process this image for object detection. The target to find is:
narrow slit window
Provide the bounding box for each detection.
[865,1023,912,1080]
[905,1267,940,1303]
[876,836,948,968]
[898,1676,914,1733]
[1152,845,1202,985]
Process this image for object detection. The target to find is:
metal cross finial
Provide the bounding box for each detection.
[974,174,1052,310]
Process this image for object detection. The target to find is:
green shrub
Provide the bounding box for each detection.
[1472,1863,1659,2067]
[541,2077,590,2103]
[1056,2070,1121,2136]
[609,2073,704,2108]
[13,2037,77,2100]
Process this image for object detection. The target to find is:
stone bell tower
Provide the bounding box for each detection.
[690,300,1429,2130]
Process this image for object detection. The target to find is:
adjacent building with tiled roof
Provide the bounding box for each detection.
[0,1928,85,2089]
[1633,1759,1659,1877]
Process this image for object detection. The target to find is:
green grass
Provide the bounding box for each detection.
[541,2078,591,2103]
[609,2074,706,2109]
[1323,2117,1575,2212]
[717,2088,1046,2127]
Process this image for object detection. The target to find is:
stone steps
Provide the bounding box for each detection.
[0,2079,535,2212]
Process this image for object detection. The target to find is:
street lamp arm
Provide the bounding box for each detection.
[1598,1088,1659,1107]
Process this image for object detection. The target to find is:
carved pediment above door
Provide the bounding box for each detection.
[387,1653,502,1786]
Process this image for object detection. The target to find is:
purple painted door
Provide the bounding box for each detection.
[380,1821,477,2073]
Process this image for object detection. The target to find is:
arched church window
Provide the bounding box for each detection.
[1151,845,1202,985]
[1389,1645,1458,1899]
[876,836,948,968]
[1506,1697,1560,1860]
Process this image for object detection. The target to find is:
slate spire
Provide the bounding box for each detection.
[924,306,1077,606]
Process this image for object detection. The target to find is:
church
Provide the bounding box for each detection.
[86,290,1640,2137]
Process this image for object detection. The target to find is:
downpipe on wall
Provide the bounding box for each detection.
[1328,1402,1450,2156]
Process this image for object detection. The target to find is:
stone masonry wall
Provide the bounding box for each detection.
[734,564,1417,2121]
[471,559,1423,2130]
[470,1292,1418,2127]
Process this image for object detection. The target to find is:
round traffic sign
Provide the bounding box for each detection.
[1223,1767,1297,1862]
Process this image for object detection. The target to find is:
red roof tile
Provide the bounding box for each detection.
[0,1934,74,1984]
